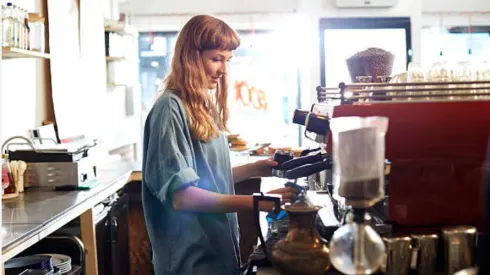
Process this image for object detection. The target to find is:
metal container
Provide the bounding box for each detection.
[453,267,479,275]
[442,226,477,275]
[270,219,289,235]
[381,235,413,275]
[410,233,439,275]
[307,169,330,192]
[271,200,331,275]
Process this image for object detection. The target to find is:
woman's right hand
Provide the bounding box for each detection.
[259,187,299,211]
[267,187,299,203]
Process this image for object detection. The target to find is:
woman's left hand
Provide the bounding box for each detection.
[249,158,278,178]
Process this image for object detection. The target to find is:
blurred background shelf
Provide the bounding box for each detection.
[2,47,50,59]
[104,21,139,37]
[106,56,127,62]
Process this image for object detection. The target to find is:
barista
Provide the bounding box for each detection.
[141,15,298,275]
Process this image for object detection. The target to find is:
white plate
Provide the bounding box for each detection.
[36,254,72,266]
[59,266,72,273]
[57,263,72,269]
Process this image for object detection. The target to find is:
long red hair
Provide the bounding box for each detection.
[163,14,240,142]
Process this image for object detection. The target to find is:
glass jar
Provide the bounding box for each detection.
[27,12,45,52]
[1,154,11,194]
[330,116,389,209]
[2,3,16,47]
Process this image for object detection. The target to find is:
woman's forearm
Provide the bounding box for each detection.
[232,163,256,184]
[172,186,269,212]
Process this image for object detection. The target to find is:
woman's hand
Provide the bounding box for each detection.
[267,187,299,203]
[232,158,278,183]
[259,186,299,211]
[249,158,278,178]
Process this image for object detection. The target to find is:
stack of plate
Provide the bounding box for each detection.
[36,254,71,274]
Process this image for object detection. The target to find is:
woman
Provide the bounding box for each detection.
[142,15,298,275]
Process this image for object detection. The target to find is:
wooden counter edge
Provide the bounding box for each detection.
[130,171,142,182]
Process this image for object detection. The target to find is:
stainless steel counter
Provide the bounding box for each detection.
[1,161,142,262]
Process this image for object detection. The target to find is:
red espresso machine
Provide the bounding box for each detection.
[244,81,490,275]
[316,81,490,230]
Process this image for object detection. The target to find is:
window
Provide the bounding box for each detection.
[138,32,177,121]
[421,26,490,68]
[138,30,302,147]
[319,17,412,87]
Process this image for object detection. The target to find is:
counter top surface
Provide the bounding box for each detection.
[1,161,141,259]
[0,154,268,260]
[2,224,39,247]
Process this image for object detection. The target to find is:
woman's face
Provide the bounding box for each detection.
[201,49,232,89]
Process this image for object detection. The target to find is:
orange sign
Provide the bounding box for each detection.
[234,80,268,111]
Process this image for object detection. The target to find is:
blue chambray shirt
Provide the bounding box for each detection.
[142,91,240,275]
[142,90,240,275]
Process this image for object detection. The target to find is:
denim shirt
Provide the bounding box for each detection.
[142,90,240,275]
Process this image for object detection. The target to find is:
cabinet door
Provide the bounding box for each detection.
[109,194,130,275]
[96,215,111,275]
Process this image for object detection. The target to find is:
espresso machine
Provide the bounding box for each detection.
[316,81,490,229]
[317,81,490,275]
[246,79,490,275]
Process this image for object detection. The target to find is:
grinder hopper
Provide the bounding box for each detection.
[346,47,395,83]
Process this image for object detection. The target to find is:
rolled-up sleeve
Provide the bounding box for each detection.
[143,96,199,203]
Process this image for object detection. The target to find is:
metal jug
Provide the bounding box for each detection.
[253,192,331,275]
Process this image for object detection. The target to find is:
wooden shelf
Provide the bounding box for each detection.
[106,56,126,62]
[107,83,129,88]
[104,22,139,37]
[107,82,139,88]
[2,47,50,59]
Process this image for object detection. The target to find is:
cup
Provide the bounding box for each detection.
[410,233,439,275]
[442,226,477,275]
[381,235,413,275]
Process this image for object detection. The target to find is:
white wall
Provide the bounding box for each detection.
[129,0,299,15]
[0,0,47,144]
[127,0,298,31]
[422,0,490,26]
[423,0,490,12]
